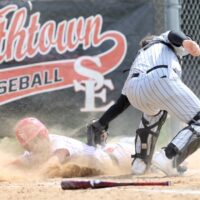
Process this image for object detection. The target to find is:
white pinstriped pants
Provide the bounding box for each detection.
[125,67,200,124]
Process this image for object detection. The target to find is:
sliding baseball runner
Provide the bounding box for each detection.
[11,117,141,173]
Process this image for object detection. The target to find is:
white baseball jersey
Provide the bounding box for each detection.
[122,31,200,123]
[103,137,135,169]
[20,134,135,168]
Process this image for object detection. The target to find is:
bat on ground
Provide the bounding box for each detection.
[61,179,171,190]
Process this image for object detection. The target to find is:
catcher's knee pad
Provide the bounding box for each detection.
[133,110,167,170]
[165,111,200,166]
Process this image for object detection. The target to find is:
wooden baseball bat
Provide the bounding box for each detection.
[61,179,171,190]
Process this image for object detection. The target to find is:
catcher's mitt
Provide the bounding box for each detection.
[86,119,108,147]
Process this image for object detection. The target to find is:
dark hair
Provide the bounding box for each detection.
[139,34,157,48]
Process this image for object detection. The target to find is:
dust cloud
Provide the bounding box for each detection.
[0,137,40,182]
[0,137,131,182]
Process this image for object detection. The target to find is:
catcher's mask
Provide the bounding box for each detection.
[15,117,49,147]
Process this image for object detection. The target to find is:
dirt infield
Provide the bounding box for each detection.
[0,138,200,200]
[1,171,200,200]
[1,148,200,200]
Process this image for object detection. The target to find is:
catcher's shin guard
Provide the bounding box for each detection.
[86,119,108,147]
[165,112,200,167]
[132,110,167,173]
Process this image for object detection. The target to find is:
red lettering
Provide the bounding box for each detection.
[0,5,125,65]
[39,21,55,53]
[67,19,79,50]
[0,5,18,62]
[6,8,27,61]
[27,13,40,57]
[54,21,67,53]
[84,15,102,48]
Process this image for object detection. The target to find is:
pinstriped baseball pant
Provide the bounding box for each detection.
[125,67,200,124]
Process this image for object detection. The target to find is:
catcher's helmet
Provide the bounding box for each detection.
[15,117,49,146]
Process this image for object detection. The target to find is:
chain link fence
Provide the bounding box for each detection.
[151,0,200,142]
[180,0,200,97]
[152,0,200,99]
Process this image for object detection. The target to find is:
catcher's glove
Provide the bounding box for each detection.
[86,119,108,147]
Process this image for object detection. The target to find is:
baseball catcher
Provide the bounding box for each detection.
[122,30,200,176]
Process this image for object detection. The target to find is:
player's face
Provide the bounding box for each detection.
[24,135,50,153]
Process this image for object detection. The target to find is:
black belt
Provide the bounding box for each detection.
[132,73,140,77]
[131,65,168,78]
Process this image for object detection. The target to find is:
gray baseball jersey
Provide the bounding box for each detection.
[122,31,200,123]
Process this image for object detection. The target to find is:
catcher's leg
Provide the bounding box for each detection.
[153,112,200,176]
[132,110,168,174]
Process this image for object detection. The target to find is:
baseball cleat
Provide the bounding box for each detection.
[152,149,181,176]
[131,158,147,175]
